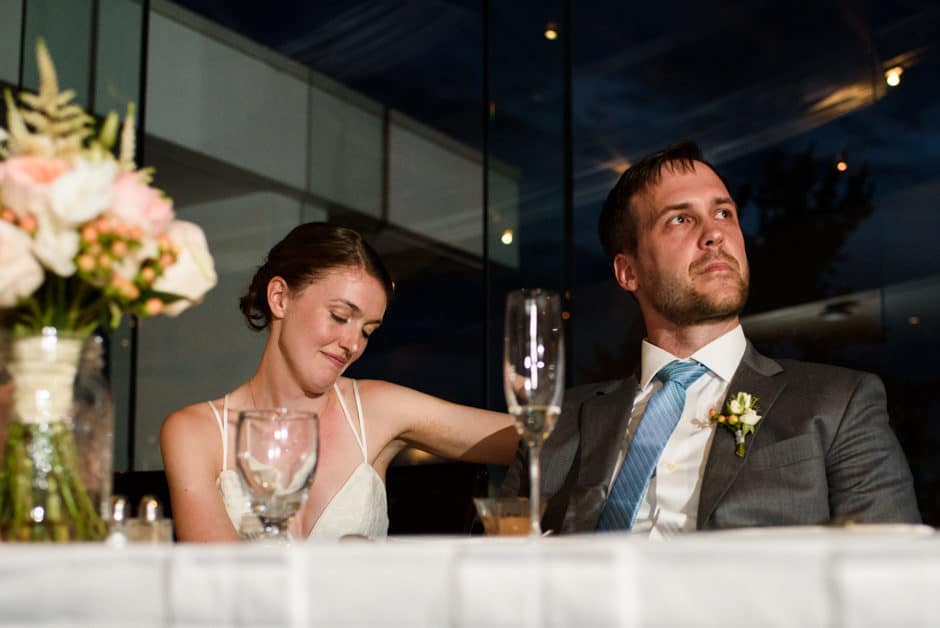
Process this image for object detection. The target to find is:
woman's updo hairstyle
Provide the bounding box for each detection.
[239,222,394,331]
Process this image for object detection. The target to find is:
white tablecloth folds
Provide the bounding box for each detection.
[0,525,936,627]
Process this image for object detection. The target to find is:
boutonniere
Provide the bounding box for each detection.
[709,392,762,457]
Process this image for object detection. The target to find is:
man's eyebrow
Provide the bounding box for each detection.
[658,196,736,214]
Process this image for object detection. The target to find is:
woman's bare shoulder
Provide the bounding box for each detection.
[352,378,419,399]
[161,398,222,443]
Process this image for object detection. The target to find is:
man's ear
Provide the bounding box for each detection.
[267,276,290,319]
[613,253,639,293]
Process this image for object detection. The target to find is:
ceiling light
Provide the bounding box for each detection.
[611,160,631,174]
[544,23,558,40]
[500,229,513,245]
[836,160,848,172]
[885,66,903,87]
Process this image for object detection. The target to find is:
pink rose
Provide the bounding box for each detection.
[0,156,68,219]
[110,172,175,236]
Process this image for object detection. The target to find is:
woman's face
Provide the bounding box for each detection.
[274,266,387,393]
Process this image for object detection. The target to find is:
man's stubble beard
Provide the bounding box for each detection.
[644,258,749,327]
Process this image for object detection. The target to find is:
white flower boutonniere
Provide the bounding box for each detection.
[709,392,762,457]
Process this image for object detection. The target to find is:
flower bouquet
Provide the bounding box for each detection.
[0,40,217,541]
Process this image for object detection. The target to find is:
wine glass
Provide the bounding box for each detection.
[236,409,319,542]
[503,289,565,536]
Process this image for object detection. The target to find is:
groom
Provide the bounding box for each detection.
[501,141,920,535]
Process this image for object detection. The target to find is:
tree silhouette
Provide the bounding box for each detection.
[744,144,874,314]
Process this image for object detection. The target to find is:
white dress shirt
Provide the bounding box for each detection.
[610,325,747,539]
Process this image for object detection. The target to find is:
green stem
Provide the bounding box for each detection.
[66,279,88,330]
[0,423,107,542]
[54,425,106,540]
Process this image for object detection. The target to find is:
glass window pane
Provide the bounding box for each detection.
[146,10,308,189]
[308,81,383,218]
[95,0,143,116]
[23,0,93,107]
[0,0,23,85]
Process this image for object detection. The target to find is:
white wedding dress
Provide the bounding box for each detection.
[208,380,388,540]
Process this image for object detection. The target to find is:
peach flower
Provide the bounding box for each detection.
[110,172,174,236]
[0,156,68,219]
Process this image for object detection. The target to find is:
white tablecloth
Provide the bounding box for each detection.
[0,525,937,627]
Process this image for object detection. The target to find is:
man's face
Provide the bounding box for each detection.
[615,161,749,326]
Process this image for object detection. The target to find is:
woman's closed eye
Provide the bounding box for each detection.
[330,312,349,324]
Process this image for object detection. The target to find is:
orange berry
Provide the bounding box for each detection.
[111,241,128,258]
[76,254,95,272]
[144,298,163,316]
[139,266,156,284]
[19,214,37,234]
[81,225,98,242]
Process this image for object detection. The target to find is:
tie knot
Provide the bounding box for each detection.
[656,360,708,390]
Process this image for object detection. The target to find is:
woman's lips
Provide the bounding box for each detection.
[321,352,347,368]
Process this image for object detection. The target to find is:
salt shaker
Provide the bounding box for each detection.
[106,495,130,547]
[134,495,173,543]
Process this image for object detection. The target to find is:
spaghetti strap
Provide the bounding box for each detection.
[206,395,230,472]
[333,382,368,462]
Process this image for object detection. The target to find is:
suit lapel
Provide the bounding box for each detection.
[562,377,637,532]
[697,344,786,528]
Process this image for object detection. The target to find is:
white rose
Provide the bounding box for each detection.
[32,213,80,277]
[153,220,217,316]
[48,157,116,227]
[740,411,761,426]
[0,222,44,307]
[728,392,752,415]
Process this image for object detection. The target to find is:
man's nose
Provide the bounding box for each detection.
[700,224,724,248]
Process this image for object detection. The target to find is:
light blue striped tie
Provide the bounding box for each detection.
[596,360,709,530]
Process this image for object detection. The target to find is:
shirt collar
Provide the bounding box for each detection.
[639,324,746,388]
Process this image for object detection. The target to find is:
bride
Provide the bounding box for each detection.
[161,222,517,542]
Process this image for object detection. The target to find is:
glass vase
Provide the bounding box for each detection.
[0,327,113,542]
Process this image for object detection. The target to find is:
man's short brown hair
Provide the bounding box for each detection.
[598,141,725,263]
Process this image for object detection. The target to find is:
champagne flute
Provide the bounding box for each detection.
[236,409,319,542]
[503,289,565,536]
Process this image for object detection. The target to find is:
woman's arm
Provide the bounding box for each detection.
[361,380,519,465]
[160,405,240,542]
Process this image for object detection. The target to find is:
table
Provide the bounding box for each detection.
[0,525,937,627]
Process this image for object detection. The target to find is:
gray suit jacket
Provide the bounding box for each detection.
[500,343,921,532]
